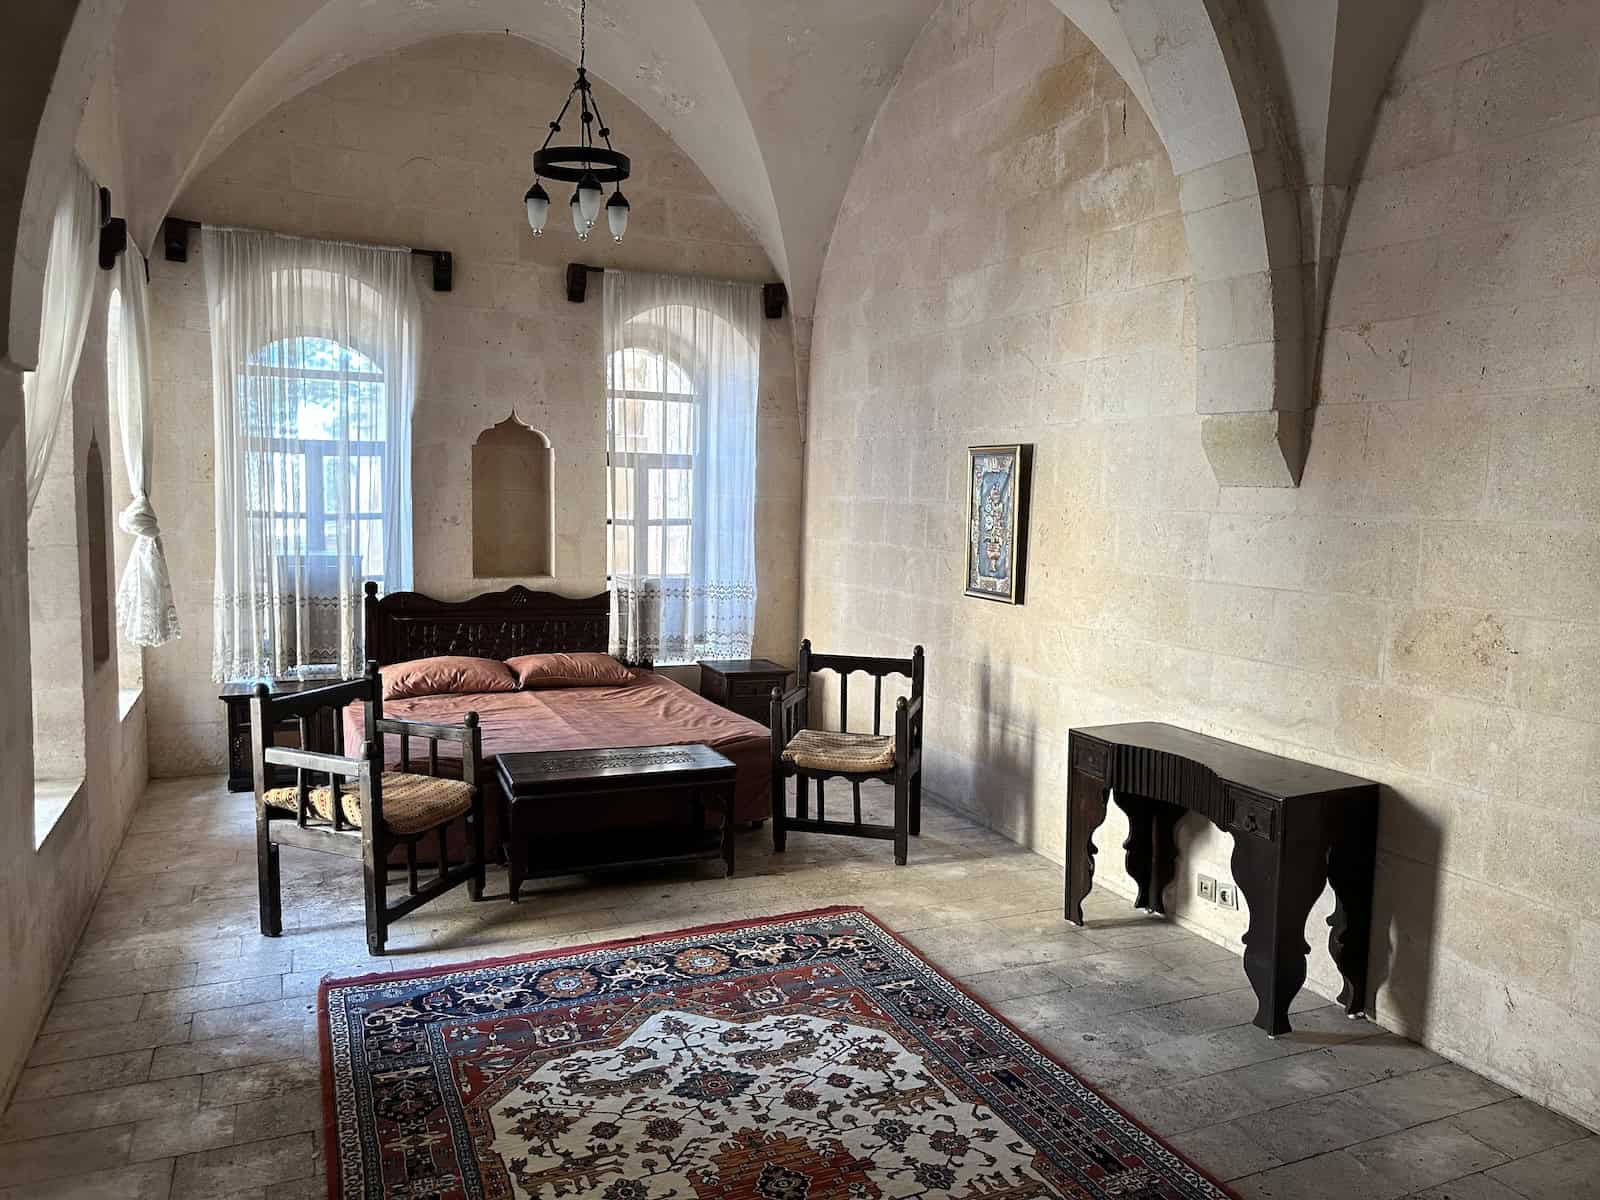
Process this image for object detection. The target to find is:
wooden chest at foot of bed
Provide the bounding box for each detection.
[496,743,738,901]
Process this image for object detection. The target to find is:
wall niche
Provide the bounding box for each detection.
[472,415,554,578]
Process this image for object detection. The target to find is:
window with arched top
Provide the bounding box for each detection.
[605,345,696,581]
[601,278,761,664]
[240,335,389,586]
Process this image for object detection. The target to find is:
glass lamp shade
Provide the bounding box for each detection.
[524,181,550,235]
[606,190,630,242]
[570,190,589,239]
[577,171,603,228]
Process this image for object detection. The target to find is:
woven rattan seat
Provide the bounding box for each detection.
[782,728,896,773]
[263,772,473,836]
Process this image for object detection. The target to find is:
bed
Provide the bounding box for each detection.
[351,583,772,851]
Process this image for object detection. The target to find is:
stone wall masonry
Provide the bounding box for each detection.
[803,0,1600,1129]
[144,34,804,775]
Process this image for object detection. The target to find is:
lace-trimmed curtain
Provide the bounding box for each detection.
[23,156,98,513]
[204,227,419,681]
[111,251,181,646]
[603,270,761,663]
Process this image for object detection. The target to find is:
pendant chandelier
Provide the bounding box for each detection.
[523,0,631,242]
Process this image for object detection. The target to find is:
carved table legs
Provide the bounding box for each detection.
[1064,765,1109,925]
[1327,802,1379,1017]
[1230,828,1328,1036]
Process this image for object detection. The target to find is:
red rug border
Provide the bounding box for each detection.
[316,903,1243,1200]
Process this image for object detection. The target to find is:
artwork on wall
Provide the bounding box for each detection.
[964,443,1032,605]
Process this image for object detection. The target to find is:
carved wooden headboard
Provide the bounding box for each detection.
[362,582,610,666]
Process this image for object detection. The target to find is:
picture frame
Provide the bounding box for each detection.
[964,443,1032,605]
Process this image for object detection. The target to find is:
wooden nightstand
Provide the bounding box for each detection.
[219,679,341,791]
[698,659,792,727]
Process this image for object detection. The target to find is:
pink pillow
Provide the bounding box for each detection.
[507,652,635,690]
[379,656,518,700]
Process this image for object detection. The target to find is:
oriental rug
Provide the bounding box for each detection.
[318,906,1233,1200]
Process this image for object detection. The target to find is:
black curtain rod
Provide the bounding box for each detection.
[159,216,453,292]
[564,261,786,318]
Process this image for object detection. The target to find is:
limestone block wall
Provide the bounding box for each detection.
[0,277,151,1101]
[804,0,1600,1128]
[144,34,805,774]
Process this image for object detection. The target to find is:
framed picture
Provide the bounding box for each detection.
[964,443,1032,605]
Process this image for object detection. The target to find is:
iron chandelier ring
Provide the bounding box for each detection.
[533,146,631,184]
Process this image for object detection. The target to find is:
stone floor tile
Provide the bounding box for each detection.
[25,1019,192,1069]
[1448,1097,1593,1159]
[1232,1147,1408,1200]
[0,1126,135,1188]
[961,962,1078,1003]
[1405,1172,1532,1199]
[128,1106,237,1163]
[170,1133,315,1200]
[1484,1135,1600,1200]
[1322,1032,1449,1082]
[0,1159,174,1199]
[1346,1119,1509,1195]
[148,1030,313,1081]
[1356,1062,1517,1126]
[40,995,146,1036]
[53,964,201,1007]
[232,1088,321,1142]
[137,976,284,1022]
[12,1050,154,1102]
[198,1059,320,1107]
[1247,1090,1406,1162]
[0,1076,200,1143]
[1167,1120,1285,1181]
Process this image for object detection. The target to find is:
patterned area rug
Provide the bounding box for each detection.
[319,906,1234,1199]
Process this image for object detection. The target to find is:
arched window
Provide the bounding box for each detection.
[605,345,695,581]
[601,279,761,663]
[242,334,388,586]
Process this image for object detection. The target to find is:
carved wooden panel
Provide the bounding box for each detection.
[364,584,609,666]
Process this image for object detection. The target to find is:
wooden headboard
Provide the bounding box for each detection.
[362,582,610,666]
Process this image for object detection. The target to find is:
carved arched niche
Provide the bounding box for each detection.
[471,415,553,578]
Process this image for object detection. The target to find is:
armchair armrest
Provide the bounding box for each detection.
[263,746,366,777]
[894,692,925,765]
[373,712,482,790]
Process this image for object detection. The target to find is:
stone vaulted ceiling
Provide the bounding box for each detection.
[110,0,943,317]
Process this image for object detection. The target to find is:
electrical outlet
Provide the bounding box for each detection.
[1216,883,1238,910]
[1197,875,1217,903]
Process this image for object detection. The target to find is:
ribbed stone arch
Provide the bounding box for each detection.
[1048,0,1307,486]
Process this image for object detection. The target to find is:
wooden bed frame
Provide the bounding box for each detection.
[362,581,610,667]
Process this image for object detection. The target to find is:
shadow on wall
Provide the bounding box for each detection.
[971,658,1039,850]
[1367,783,1441,1042]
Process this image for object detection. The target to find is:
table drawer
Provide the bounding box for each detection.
[1071,736,1110,780]
[730,675,785,700]
[1228,786,1279,842]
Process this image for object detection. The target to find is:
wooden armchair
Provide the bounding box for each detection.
[770,639,925,864]
[251,661,485,955]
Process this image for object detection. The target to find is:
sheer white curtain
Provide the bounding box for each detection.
[204,227,419,681]
[112,252,181,646]
[23,156,99,513]
[603,270,760,663]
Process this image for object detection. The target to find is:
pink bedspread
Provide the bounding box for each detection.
[343,671,771,828]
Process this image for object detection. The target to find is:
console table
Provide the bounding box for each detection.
[1065,722,1379,1036]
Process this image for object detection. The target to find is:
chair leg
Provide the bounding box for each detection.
[405,841,418,895]
[362,847,386,956]
[893,770,910,866]
[796,775,809,821]
[771,767,787,853]
[256,809,282,938]
[909,770,922,837]
[468,803,485,902]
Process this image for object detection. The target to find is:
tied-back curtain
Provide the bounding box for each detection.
[23,156,99,513]
[204,227,419,681]
[112,251,181,646]
[603,270,760,663]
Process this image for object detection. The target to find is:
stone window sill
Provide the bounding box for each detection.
[34,776,84,850]
[118,686,144,722]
